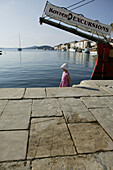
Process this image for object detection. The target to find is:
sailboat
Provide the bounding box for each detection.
[18,35,22,51]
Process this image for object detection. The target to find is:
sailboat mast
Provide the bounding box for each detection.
[19,34,21,49]
[18,34,22,51]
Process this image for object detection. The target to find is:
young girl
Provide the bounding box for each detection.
[60,63,71,87]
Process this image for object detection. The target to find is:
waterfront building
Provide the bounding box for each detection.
[54,39,93,51]
[54,46,58,50]
[56,44,62,51]
[75,40,85,49]
[70,41,78,49]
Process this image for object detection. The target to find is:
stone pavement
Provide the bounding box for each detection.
[0,80,113,169]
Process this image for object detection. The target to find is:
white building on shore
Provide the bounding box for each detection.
[54,39,96,51]
[70,41,78,49]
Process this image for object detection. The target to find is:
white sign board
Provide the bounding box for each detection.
[44,2,112,37]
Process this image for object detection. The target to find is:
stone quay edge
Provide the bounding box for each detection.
[0,80,113,169]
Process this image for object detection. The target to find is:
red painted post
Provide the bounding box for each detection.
[91,43,104,79]
[91,43,113,80]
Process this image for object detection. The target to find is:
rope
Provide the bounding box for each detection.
[70,0,95,11]
[67,0,86,9]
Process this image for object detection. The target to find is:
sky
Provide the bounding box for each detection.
[0,0,113,48]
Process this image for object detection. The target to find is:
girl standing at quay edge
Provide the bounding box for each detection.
[60,63,71,87]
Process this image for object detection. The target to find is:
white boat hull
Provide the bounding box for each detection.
[69,48,76,52]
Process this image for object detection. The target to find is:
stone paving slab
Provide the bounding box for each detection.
[32,155,103,170]
[84,87,110,97]
[77,80,99,88]
[89,108,113,140]
[73,85,111,97]
[0,83,113,168]
[100,86,113,95]
[79,80,113,96]
[0,131,28,162]
[95,80,113,87]
[80,80,113,87]
[80,80,98,86]
[46,87,89,98]
[24,88,46,99]
[0,100,8,115]
[32,99,62,117]
[69,123,113,154]
[0,161,30,170]
[32,152,113,170]
[59,98,96,123]
[0,88,25,99]
[28,117,75,159]
[93,151,113,170]
[81,97,108,108]
[0,100,32,130]
[100,96,113,110]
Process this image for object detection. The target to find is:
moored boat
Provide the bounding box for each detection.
[77,48,82,52]
[90,51,97,55]
[69,48,76,52]
[83,48,90,53]
[18,48,22,51]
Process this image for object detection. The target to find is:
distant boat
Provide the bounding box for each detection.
[61,48,66,51]
[18,35,22,51]
[77,48,82,53]
[69,48,76,52]
[18,48,22,51]
[0,51,2,55]
[90,51,97,55]
[83,48,90,53]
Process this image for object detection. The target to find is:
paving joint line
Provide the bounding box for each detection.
[67,121,98,125]
[57,98,78,154]
[0,159,28,164]
[31,115,63,119]
[78,149,113,156]
[88,108,113,142]
[22,88,26,99]
[0,100,9,116]
[80,97,101,121]
[30,160,32,170]
[25,100,33,160]
[0,129,29,132]
[61,110,78,155]
[29,154,77,161]
[1,150,113,164]
[45,88,47,97]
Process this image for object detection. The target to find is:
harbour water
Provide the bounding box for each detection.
[0,49,96,88]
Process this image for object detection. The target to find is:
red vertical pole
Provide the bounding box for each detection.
[102,44,110,79]
[91,43,104,79]
[91,43,112,80]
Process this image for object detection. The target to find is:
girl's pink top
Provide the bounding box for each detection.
[60,71,69,87]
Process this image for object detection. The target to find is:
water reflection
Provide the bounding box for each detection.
[59,51,96,67]
[0,50,96,87]
[19,51,22,67]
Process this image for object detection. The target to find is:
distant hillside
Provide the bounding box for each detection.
[24,45,53,50]
[0,45,54,50]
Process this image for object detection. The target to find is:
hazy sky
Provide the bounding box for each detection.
[0,0,113,48]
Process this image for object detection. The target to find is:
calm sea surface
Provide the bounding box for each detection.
[0,49,96,88]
